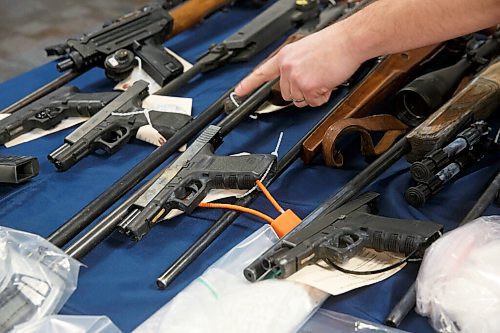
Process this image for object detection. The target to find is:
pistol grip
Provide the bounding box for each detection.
[148,111,192,139]
[170,153,276,212]
[134,40,184,86]
[346,212,443,257]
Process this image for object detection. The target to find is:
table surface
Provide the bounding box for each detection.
[0,3,499,333]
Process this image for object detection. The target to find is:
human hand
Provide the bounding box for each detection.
[234,25,364,107]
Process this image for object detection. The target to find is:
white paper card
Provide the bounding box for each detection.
[135,95,192,150]
[114,48,193,94]
[287,248,406,296]
[3,115,87,148]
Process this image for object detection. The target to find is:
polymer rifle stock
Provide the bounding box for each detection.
[48,80,192,171]
[0,156,39,184]
[301,43,444,164]
[0,87,120,145]
[244,192,442,282]
[117,124,276,240]
[156,0,323,96]
[396,31,500,126]
[0,0,234,115]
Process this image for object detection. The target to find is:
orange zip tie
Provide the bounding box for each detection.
[198,202,275,224]
[198,181,302,238]
[256,180,284,213]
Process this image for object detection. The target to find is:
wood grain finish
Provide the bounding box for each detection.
[301,43,443,164]
[169,0,231,38]
[406,59,500,162]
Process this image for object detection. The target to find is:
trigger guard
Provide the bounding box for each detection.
[320,229,367,264]
[94,126,131,154]
[171,178,208,213]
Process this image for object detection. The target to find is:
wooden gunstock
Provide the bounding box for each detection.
[169,0,232,37]
[301,43,443,164]
[406,59,500,162]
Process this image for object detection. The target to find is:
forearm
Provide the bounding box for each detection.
[332,0,500,62]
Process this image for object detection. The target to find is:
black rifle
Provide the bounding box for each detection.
[0,87,120,145]
[47,80,191,171]
[244,192,442,282]
[385,168,500,328]
[155,0,322,96]
[117,124,276,240]
[0,156,39,184]
[396,31,500,127]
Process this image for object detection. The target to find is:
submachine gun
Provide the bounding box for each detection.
[0,0,241,115]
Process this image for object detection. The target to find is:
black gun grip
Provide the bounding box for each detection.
[170,151,276,213]
[133,40,184,86]
[342,211,443,257]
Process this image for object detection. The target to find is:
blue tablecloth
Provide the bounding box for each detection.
[0,4,499,333]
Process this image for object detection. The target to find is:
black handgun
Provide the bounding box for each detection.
[0,156,39,184]
[0,87,120,145]
[45,2,184,85]
[244,192,443,282]
[117,124,277,241]
[48,80,192,171]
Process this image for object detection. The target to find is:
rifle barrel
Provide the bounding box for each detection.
[62,79,275,256]
[0,71,82,114]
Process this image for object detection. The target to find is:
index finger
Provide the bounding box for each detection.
[235,55,280,96]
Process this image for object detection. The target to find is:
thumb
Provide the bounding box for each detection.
[235,56,280,96]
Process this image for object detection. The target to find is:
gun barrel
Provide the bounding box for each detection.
[55,80,274,252]
[48,87,231,247]
[0,71,82,115]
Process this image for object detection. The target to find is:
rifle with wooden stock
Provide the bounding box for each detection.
[300,43,446,165]
[60,0,350,260]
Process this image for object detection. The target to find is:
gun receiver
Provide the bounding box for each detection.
[0,156,39,184]
[301,43,444,164]
[45,3,185,85]
[244,192,442,282]
[48,80,192,171]
[396,31,500,126]
[0,87,120,145]
[156,0,323,96]
[117,124,277,241]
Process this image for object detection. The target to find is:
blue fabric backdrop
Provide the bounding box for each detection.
[0,3,499,332]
